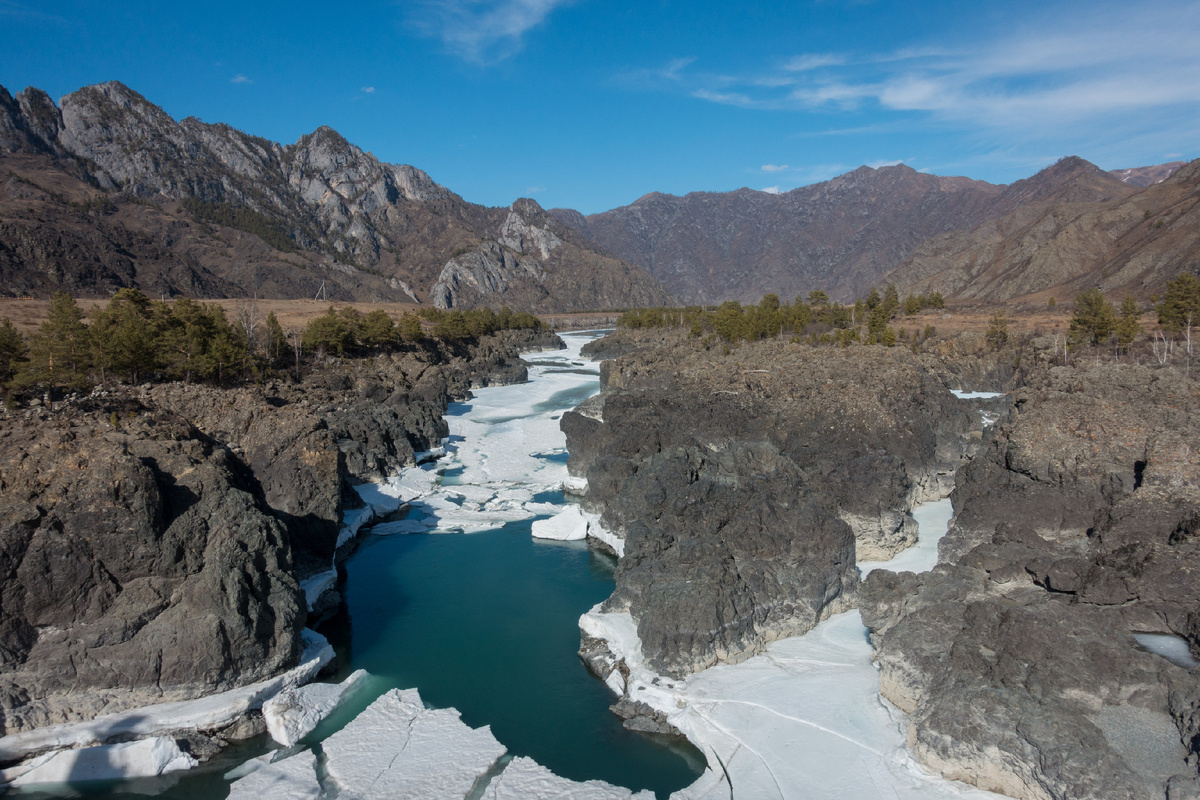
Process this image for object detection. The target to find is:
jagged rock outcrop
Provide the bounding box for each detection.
[0,81,669,311]
[860,361,1200,800]
[563,330,989,677]
[0,398,305,733]
[0,327,562,736]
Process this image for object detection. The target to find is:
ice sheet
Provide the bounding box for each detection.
[0,737,196,786]
[859,498,954,577]
[579,490,1005,800]
[483,755,654,799]
[263,669,370,747]
[322,688,506,799]
[364,335,602,541]
[226,750,321,800]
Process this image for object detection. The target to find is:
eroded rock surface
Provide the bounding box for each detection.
[861,362,1200,800]
[564,330,988,677]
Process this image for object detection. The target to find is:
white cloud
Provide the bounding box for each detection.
[761,164,789,172]
[760,186,783,194]
[781,53,844,72]
[670,1,1200,138]
[231,74,252,84]
[526,185,546,193]
[361,86,375,93]
[867,158,904,168]
[1166,153,1183,158]
[408,0,573,63]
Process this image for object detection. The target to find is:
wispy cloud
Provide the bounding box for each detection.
[231,74,252,84]
[408,0,574,64]
[526,184,546,193]
[761,164,789,172]
[361,86,375,93]
[760,186,783,194]
[0,0,66,23]
[635,2,1200,140]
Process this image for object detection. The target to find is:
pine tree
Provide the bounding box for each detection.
[0,318,28,385]
[19,291,92,390]
[986,311,1009,350]
[1115,297,1141,351]
[1069,288,1117,348]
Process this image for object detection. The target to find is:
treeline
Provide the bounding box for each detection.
[0,291,548,396]
[619,287,945,347]
[181,198,299,253]
[616,276,1200,361]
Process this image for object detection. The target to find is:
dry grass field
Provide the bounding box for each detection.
[0,297,1090,337]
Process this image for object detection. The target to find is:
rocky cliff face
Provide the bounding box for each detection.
[860,362,1200,800]
[0,327,562,736]
[562,330,988,677]
[887,157,1200,302]
[0,81,669,311]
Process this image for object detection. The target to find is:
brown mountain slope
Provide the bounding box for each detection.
[554,165,1010,304]
[1109,162,1186,187]
[0,82,671,311]
[888,158,1200,302]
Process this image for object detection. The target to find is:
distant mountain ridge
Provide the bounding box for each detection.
[886,158,1200,302]
[0,81,672,311]
[552,156,1192,304]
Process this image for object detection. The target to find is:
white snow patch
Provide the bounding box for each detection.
[532,505,589,541]
[226,749,321,800]
[1134,633,1199,668]
[950,390,1005,399]
[264,669,370,747]
[484,755,654,799]
[1,736,197,786]
[322,688,506,799]
[0,629,333,764]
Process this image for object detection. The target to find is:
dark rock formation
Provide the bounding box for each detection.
[860,361,1200,800]
[564,330,990,677]
[0,327,562,736]
[0,399,304,733]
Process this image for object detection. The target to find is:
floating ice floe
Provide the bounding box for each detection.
[579,497,1005,800]
[226,750,320,800]
[263,669,370,747]
[0,629,333,768]
[950,389,1006,399]
[482,755,654,800]
[0,736,197,786]
[323,688,506,799]
[531,505,589,541]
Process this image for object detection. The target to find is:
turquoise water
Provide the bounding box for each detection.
[314,520,703,796]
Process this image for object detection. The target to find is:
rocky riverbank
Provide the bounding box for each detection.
[566,328,1200,799]
[0,328,561,752]
[563,329,996,679]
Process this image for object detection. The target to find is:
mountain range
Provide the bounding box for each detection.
[0,81,671,311]
[1,80,1195,310]
[551,157,1195,304]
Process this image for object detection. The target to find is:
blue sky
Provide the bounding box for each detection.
[1,0,1197,213]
